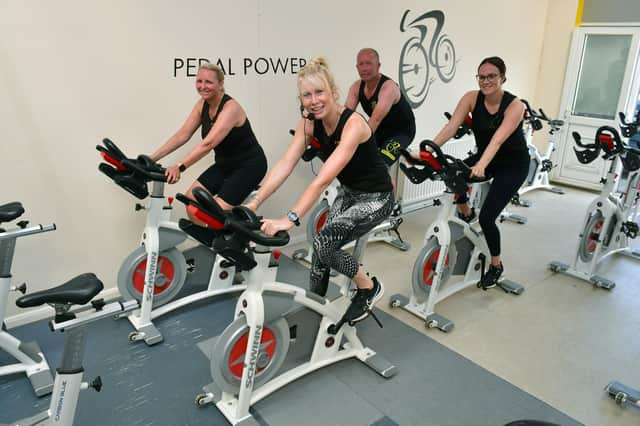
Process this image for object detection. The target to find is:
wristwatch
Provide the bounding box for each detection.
[178,163,187,172]
[287,210,300,226]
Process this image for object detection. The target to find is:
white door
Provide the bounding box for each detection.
[553,26,640,190]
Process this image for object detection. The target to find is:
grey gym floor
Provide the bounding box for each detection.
[0,185,637,425]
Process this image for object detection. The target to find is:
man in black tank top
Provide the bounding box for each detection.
[345,48,416,166]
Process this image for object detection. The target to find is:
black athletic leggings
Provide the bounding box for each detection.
[309,186,394,296]
[464,154,529,257]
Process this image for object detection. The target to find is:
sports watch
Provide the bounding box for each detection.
[178,163,187,172]
[287,210,300,226]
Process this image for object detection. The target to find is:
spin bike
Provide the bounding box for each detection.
[389,141,524,332]
[292,134,410,264]
[602,112,640,410]
[549,125,640,289]
[0,203,54,397]
[514,100,565,203]
[178,188,397,425]
[3,274,138,426]
[97,138,246,345]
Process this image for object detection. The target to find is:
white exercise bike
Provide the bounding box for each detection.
[389,141,524,332]
[549,125,640,289]
[0,202,54,397]
[97,138,246,345]
[178,188,397,425]
[499,100,565,224]
[2,273,138,426]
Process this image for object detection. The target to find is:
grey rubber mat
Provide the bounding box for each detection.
[1,256,582,426]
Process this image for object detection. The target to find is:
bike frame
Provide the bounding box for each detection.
[0,223,56,397]
[551,158,640,289]
[124,181,244,346]
[201,248,396,425]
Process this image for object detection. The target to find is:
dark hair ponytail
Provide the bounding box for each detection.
[478,56,506,75]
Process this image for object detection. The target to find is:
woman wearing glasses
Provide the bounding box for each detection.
[427,56,529,289]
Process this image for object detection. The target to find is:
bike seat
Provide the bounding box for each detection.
[16,273,104,308]
[0,202,25,223]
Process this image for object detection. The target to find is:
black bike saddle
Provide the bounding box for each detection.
[0,202,25,223]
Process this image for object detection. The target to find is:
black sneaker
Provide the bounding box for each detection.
[456,207,476,223]
[343,277,384,324]
[480,263,504,290]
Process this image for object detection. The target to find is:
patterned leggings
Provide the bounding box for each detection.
[310,186,394,296]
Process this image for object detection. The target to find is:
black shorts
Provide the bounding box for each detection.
[197,148,267,205]
[377,133,413,166]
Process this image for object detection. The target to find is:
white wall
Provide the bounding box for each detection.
[533,0,580,151]
[1,0,555,320]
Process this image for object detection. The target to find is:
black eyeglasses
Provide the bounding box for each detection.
[476,73,500,83]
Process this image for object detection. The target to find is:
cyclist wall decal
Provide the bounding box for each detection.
[398,9,458,109]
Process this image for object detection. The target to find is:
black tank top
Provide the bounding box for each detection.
[312,109,392,193]
[358,74,416,141]
[471,91,528,166]
[200,94,262,163]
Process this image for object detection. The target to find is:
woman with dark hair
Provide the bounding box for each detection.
[426,56,529,289]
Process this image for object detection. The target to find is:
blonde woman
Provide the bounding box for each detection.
[150,63,267,221]
[246,57,393,324]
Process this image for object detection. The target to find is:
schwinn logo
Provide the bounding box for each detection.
[244,325,263,388]
[398,9,458,109]
[146,252,158,302]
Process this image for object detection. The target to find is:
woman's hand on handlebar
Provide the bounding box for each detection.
[469,163,487,179]
[165,165,182,184]
[260,217,293,236]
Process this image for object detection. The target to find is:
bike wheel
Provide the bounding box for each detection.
[398,36,430,109]
[210,316,290,395]
[305,199,330,243]
[117,246,187,306]
[435,36,456,82]
[411,237,453,303]
[578,211,605,263]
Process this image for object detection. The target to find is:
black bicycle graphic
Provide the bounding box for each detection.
[398,10,457,109]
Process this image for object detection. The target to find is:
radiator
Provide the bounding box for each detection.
[400,137,475,213]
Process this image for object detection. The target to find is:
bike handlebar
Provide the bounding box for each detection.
[521,100,564,131]
[619,111,640,138]
[399,140,491,191]
[444,112,472,139]
[120,157,167,183]
[177,187,289,248]
[97,138,168,199]
[573,126,640,171]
